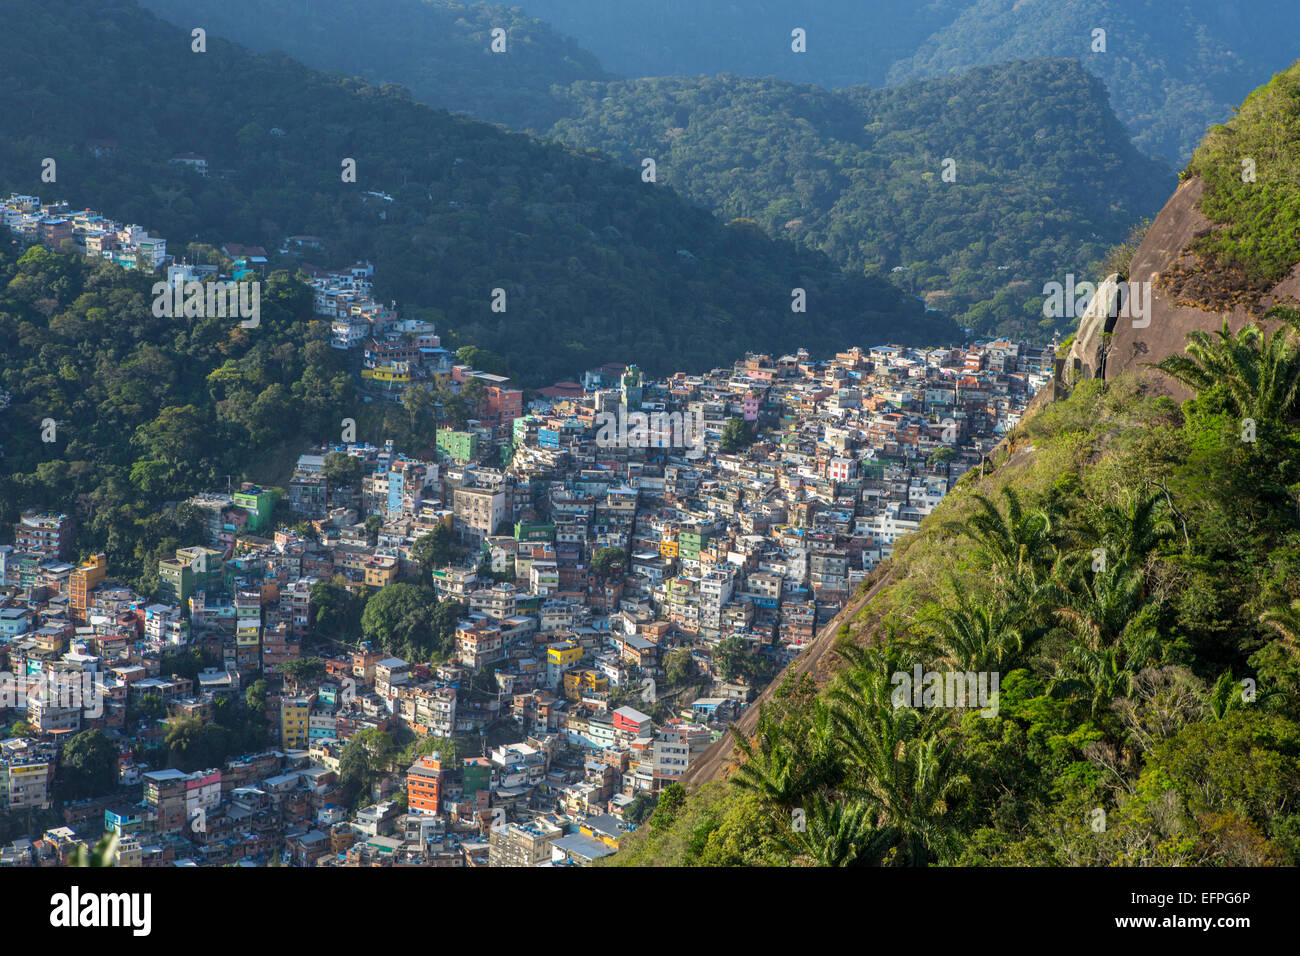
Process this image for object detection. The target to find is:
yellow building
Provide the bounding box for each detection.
[4,761,51,810]
[280,696,312,750]
[659,538,678,559]
[360,363,411,387]
[309,741,342,772]
[547,642,582,669]
[580,820,621,849]
[364,555,399,589]
[31,629,68,654]
[562,669,610,701]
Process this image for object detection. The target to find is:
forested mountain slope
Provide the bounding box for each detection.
[0,0,953,384]
[0,244,349,591]
[549,62,1173,341]
[137,0,609,130]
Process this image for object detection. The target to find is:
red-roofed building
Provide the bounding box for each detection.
[222,243,269,259]
[538,381,585,400]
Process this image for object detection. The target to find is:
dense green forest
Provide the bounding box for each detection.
[1,0,955,387]
[0,243,329,589]
[137,0,610,130]
[610,332,1300,865]
[889,0,1300,163]
[549,62,1172,341]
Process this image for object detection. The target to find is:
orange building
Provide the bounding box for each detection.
[352,647,383,685]
[407,754,445,815]
[70,553,107,621]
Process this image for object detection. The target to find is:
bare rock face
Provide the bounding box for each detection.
[1065,273,1122,380]
[1067,174,1300,397]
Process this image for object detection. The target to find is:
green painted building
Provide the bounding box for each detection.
[678,529,710,562]
[436,428,478,463]
[462,758,491,797]
[512,414,538,449]
[513,521,556,542]
[159,546,224,607]
[231,487,278,535]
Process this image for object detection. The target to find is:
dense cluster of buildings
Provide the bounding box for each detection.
[0,190,1052,865]
[2,192,299,296]
[310,261,523,419]
[0,335,1045,865]
[2,193,167,270]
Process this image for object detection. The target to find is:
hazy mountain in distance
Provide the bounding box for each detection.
[888,0,1300,163]
[137,0,611,130]
[138,1,1300,166]
[520,0,1300,164]
[512,0,972,89]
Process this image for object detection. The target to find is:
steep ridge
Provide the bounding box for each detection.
[1070,61,1300,389]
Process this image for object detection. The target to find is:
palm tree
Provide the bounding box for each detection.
[1089,492,1176,573]
[826,645,970,866]
[1053,645,1132,715]
[781,794,893,867]
[1051,621,1160,715]
[841,722,968,866]
[1153,313,1300,421]
[1053,544,1150,651]
[944,487,1056,600]
[917,596,1025,671]
[1259,598,1300,657]
[729,644,972,866]
[1044,493,1173,683]
[730,698,840,811]
[1204,671,1249,720]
